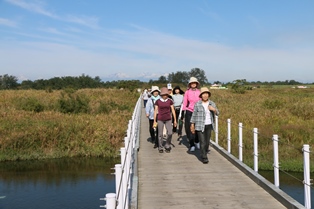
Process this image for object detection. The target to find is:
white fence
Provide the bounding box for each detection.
[214,116,311,209]
[102,97,311,209]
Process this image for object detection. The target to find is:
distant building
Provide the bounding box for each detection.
[209,84,227,89]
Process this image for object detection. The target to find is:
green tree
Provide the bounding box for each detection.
[231,79,248,94]
[0,74,19,89]
[189,68,208,84]
[167,71,189,84]
[157,76,167,83]
[20,80,34,89]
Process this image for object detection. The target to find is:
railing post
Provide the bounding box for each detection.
[124,136,131,188]
[127,120,132,138]
[238,123,243,162]
[123,149,129,209]
[227,119,231,153]
[115,164,123,209]
[253,128,258,172]
[303,144,311,209]
[120,148,126,209]
[104,193,116,209]
[215,115,219,144]
[273,134,280,188]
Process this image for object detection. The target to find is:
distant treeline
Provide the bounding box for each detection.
[0,69,312,91]
[0,74,146,91]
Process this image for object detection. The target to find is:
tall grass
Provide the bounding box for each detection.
[0,89,139,161]
[1,87,314,171]
[209,87,314,171]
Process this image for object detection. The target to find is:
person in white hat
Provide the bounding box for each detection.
[142,88,149,108]
[145,86,160,148]
[153,87,177,153]
[190,87,219,164]
[182,77,201,152]
[167,83,173,99]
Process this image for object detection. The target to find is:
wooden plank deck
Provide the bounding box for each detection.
[137,108,287,209]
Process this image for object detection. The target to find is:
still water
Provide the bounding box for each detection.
[259,170,313,208]
[0,157,116,209]
[0,157,313,208]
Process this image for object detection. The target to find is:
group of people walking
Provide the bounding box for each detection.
[142,77,219,164]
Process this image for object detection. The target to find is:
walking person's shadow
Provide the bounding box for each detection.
[178,134,204,163]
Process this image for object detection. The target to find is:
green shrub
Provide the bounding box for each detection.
[262,99,284,109]
[15,97,45,112]
[58,92,90,114]
[97,101,131,114]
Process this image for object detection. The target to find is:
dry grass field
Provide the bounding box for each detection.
[1,87,313,171]
[209,87,314,171]
[0,88,139,161]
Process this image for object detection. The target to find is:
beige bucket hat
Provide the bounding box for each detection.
[151,86,160,93]
[188,77,200,88]
[199,87,211,97]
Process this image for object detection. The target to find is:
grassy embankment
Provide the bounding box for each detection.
[0,88,139,162]
[1,87,314,172]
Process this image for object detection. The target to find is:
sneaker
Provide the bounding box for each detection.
[165,148,171,153]
[195,142,200,149]
[202,158,209,164]
[159,149,164,153]
[190,146,195,152]
[153,144,158,149]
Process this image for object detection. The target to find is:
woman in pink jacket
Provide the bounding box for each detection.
[182,77,201,152]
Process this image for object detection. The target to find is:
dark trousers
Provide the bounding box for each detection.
[196,124,212,159]
[184,110,199,147]
[149,119,158,146]
[143,99,148,108]
[173,108,184,135]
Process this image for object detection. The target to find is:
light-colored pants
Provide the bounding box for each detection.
[157,120,173,150]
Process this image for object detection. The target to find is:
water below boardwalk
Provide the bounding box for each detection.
[0,157,116,209]
[0,158,313,208]
[259,170,314,208]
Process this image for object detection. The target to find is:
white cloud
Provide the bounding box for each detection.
[1,23,313,82]
[5,0,100,29]
[5,0,57,18]
[0,18,17,27]
[65,15,100,29]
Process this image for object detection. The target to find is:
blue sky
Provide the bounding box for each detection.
[0,0,313,83]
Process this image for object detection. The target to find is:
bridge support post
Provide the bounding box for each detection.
[215,115,219,144]
[227,119,231,153]
[253,128,258,172]
[115,164,123,209]
[104,193,116,209]
[273,134,279,188]
[238,123,243,162]
[120,148,127,209]
[303,144,311,209]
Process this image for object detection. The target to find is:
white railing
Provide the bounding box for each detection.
[213,117,311,209]
[100,96,142,209]
[101,98,311,209]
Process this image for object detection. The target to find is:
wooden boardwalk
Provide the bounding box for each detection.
[137,108,290,209]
